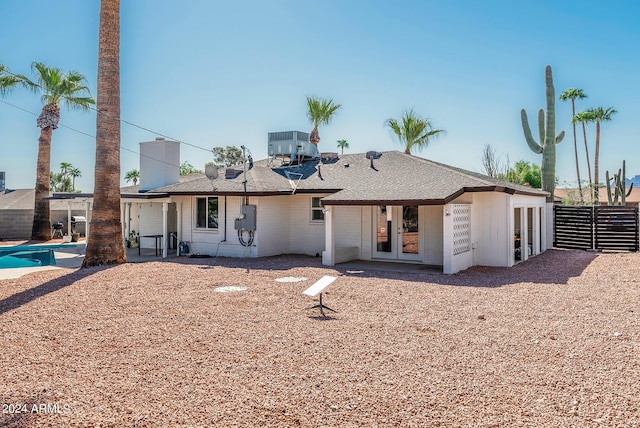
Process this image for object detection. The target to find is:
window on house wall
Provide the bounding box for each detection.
[311,197,324,222]
[196,197,219,229]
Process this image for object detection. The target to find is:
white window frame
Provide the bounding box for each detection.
[195,196,219,230]
[310,197,325,223]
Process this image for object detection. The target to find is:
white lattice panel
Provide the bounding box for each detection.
[452,204,471,255]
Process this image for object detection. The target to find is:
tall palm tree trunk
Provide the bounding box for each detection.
[570,100,583,203]
[581,121,593,200]
[594,121,601,203]
[31,128,53,240]
[310,126,320,146]
[83,0,125,266]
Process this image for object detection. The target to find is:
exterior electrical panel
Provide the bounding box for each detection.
[234,205,256,231]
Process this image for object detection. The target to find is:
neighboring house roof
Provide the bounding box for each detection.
[0,189,34,210]
[0,189,90,210]
[555,187,640,205]
[157,151,548,204]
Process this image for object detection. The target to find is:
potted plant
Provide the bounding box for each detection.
[127,230,138,248]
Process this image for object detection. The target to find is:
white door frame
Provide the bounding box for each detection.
[372,205,422,261]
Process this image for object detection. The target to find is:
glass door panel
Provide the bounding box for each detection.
[401,205,419,255]
[376,205,392,253]
[373,205,421,260]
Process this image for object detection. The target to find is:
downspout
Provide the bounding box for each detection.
[127,202,132,240]
[67,202,72,238]
[223,195,227,242]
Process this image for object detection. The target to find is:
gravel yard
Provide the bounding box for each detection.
[0,249,638,427]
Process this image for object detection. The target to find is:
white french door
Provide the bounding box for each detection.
[373,205,421,261]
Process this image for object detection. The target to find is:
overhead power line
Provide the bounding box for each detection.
[0,98,186,169]
[2,68,215,155]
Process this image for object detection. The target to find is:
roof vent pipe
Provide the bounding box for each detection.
[366,151,382,171]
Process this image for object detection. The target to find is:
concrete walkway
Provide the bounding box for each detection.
[337,259,442,274]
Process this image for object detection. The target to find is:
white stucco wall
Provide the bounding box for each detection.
[256,195,291,257]
[422,205,443,265]
[288,194,327,256]
[174,194,329,258]
[334,206,362,249]
[442,203,473,274]
[139,139,180,192]
[470,192,510,267]
[177,195,256,257]
[360,207,373,260]
[168,190,547,269]
[467,192,547,268]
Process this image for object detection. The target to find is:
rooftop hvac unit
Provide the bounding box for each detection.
[268,131,318,164]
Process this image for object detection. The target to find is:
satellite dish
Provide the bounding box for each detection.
[205,164,218,180]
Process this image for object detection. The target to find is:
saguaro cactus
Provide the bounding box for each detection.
[606,160,633,206]
[521,65,565,202]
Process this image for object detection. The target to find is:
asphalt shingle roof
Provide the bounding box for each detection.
[156,151,548,204]
[0,189,91,210]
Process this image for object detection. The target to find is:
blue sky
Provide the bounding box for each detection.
[1,0,639,192]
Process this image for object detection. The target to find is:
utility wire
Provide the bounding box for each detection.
[0,98,186,169]
[2,68,215,154]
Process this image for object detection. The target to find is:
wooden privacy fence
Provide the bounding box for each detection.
[554,205,639,251]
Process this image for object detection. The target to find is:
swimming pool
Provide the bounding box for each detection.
[0,244,77,269]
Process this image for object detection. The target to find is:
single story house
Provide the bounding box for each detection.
[44,135,551,273]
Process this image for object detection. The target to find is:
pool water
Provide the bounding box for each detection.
[0,244,76,269]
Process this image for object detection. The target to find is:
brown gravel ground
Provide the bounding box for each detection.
[0,249,638,427]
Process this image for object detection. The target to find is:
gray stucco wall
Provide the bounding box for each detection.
[0,209,87,240]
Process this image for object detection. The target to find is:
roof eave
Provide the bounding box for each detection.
[323,186,547,206]
[322,198,448,206]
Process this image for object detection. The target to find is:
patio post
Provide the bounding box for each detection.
[176,202,182,256]
[121,202,126,242]
[67,202,72,238]
[162,202,168,258]
[322,205,335,266]
[85,201,91,245]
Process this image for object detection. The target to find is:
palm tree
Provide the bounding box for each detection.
[385,109,445,154]
[59,161,73,181]
[21,62,94,240]
[124,169,140,186]
[50,171,68,192]
[83,0,126,266]
[587,106,617,202]
[573,110,595,199]
[336,139,349,154]
[0,63,23,95]
[306,96,341,147]
[68,167,81,191]
[560,88,587,203]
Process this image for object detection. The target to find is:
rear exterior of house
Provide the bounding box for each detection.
[129,138,548,273]
[147,189,546,274]
[43,137,550,274]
